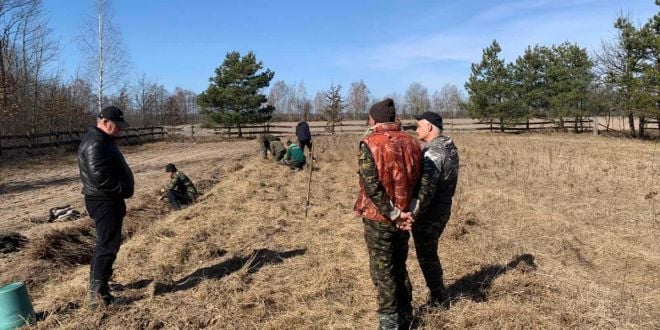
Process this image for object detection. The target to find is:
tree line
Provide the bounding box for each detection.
[466,3,659,138]
[0,0,198,136]
[265,79,467,122]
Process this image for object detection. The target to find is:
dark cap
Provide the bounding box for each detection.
[414,111,443,130]
[165,163,177,173]
[99,106,129,129]
[369,98,396,123]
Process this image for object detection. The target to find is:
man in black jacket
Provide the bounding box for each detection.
[78,105,134,309]
[295,119,313,158]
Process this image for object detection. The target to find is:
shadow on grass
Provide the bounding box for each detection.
[446,253,537,303]
[153,248,307,295]
[412,254,537,328]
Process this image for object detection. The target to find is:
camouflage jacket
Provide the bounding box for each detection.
[409,136,459,217]
[269,140,286,156]
[165,172,199,200]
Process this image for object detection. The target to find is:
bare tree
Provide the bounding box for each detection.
[78,0,129,113]
[133,73,157,126]
[405,82,430,116]
[432,84,464,118]
[313,90,325,116]
[268,80,290,115]
[290,82,309,121]
[347,80,370,120]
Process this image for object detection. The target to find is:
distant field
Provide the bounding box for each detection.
[1,132,658,328]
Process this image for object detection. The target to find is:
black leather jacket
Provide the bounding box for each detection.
[78,127,134,200]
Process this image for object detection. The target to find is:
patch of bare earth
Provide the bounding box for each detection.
[4,133,659,329]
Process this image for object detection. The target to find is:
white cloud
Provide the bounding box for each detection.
[337,0,631,71]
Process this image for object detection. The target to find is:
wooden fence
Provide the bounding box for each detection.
[169,118,596,138]
[0,126,167,159]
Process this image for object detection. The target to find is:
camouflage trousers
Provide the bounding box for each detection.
[273,150,286,162]
[411,207,451,298]
[363,219,413,317]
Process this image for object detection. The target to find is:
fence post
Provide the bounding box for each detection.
[150,126,154,142]
[191,125,194,139]
[55,130,60,149]
[592,117,598,135]
[26,131,32,153]
[0,134,3,158]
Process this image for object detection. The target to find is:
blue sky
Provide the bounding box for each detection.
[44,0,658,98]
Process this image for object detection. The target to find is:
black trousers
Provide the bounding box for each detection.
[412,206,451,298]
[298,139,312,154]
[85,198,126,282]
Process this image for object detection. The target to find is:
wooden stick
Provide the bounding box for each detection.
[305,144,314,218]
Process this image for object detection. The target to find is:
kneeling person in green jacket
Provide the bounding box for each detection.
[282,140,306,170]
[161,163,199,210]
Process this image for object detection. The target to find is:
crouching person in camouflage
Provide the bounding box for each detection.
[258,133,280,159]
[269,138,286,162]
[404,111,459,307]
[354,98,422,329]
[161,163,199,210]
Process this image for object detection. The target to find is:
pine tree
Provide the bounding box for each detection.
[546,43,594,131]
[511,45,552,119]
[465,40,521,131]
[197,51,275,137]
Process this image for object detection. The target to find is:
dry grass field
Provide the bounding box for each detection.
[1,132,658,329]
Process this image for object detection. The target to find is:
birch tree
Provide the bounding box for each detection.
[79,0,128,113]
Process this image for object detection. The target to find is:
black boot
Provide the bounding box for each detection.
[428,289,450,309]
[87,279,114,310]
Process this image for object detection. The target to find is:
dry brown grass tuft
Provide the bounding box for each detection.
[15,132,659,329]
[27,221,96,266]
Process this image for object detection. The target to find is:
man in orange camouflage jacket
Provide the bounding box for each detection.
[354,98,422,330]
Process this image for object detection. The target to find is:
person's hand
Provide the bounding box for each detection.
[394,212,415,231]
[395,212,415,231]
[160,188,165,194]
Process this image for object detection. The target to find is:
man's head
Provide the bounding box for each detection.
[165,163,177,177]
[414,111,443,142]
[286,140,293,146]
[96,106,129,136]
[368,98,396,126]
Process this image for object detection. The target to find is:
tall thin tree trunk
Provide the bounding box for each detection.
[97,6,104,113]
[627,112,636,137]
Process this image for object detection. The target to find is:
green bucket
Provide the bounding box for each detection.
[0,282,35,330]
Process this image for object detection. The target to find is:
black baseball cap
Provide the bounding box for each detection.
[414,111,443,130]
[99,106,129,129]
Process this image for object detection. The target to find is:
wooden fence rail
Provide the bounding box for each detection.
[182,118,596,138]
[0,126,167,158]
